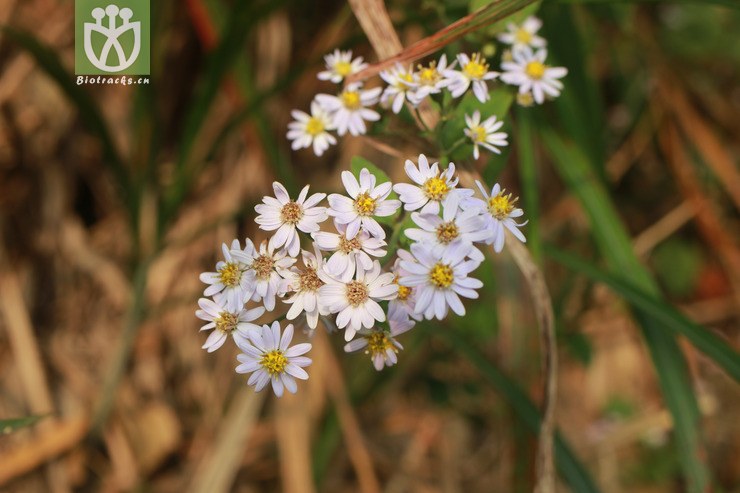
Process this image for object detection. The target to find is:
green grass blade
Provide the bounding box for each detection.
[437,328,602,493]
[546,246,740,381]
[541,129,711,493]
[1,27,131,217]
[516,108,541,263]
[163,1,284,225]
[0,415,48,434]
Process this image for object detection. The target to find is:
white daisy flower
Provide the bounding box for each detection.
[500,47,567,105]
[400,242,483,320]
[464,111,509,160]
[327,168,401,240]
[196,297,265,352]
[465,181,527,253]
[315,83,381,136]
[343,304,415,371]
[199,239,256,312]
[236,322,312,397]
[443,52,499,103]
[287,101,337,156]
[231,241,296,312]
[312,221,387,282]
[405,205,489,262]
[408,54,452,105]
[281,246,329,330]
[379,63,418,114]
[319,260,398,341]
[317,49,368,84]
[389,249,421,321]
[497,16,547,51]
[255,182,328,258]
[392,154,470,215]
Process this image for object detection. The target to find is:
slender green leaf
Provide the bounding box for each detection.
[0,415,47,434]
[541,129,710,493]
[436,328,601,493]
[516,108,541,263]
[546,246,740,381]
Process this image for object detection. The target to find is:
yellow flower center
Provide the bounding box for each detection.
[397,284,411,301]
[335,60,353,77]
[305,117,325,136]
[436,222,459,244]
[252,254,275,280]
[470,125,487,143]
[515,28,533,44]
[516,92,534,107]
[260,350,288,375]
[299,267,324,292]
[463,53,489,80]
[280,201,303,224]
[423,177,449,201]
[339,235,362,254]
[367,331,394,355]
[346,280,369,306]
[417,62,439,85]
[215,312,239,334]
[525,61,546,80]
[354,192,377,216]
[218,262,242,288]
[488,191,518,219]
[429,263,454,288]
[341,90,361,110]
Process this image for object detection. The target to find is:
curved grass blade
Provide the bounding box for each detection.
[1,27,131,217]
[0,415,48,434]
[541,129,711,493]
[546,246,740,382]
[436,328,601,493]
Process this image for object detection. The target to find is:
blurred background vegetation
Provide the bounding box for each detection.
[0,0,739,492]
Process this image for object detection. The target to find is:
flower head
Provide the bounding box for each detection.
[443,52,499,103]
[255,182,328,257]
[379,63,418,113]
[343,305,415,371]
[196,297,265,352]
[464,111,509,160]
[199,239,256,312]
[327,168,401,239]
[388,249,421,320]
[236,322,312,397]
[231,240,296,311]
[287,101,337,156]
[315,83,381,136]
[500,47,567,105]
[400,242,483,320]
[409,54,452,105]
[405,203,489,262]
[319,260,398,341]
[281,246,330,329]
[313,221,387,282]
[392,154,470,215]
[497,16,547,51]
[466,181,527,253]
[318,49,368,83]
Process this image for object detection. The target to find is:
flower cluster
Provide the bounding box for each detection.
[198,155,527,397]
[287,16,566,159]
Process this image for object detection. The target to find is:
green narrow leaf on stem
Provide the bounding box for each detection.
[436,328,601,493]
[541,129,711,493]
